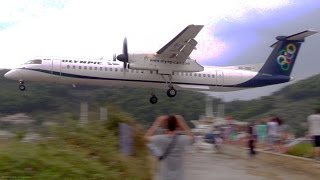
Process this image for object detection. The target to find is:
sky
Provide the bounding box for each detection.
[0,0,320,101]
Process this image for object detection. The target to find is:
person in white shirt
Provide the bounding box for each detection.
[267,118,278,151]
[308,108,320,160]
[145,115,193,180]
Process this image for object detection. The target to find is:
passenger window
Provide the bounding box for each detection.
[84,66,87,70]
[67,65,70,69]
[120,68,123,72]
[94,67,97,70]
[199,74,201,77]
[131,70,134,73]
[150,71,153,74]
[73,65,76,69]
[115,68,118,72]
[105,67,108,71]
[110,68,112,71]
[203,74,206,77]
[100,67,102,71]
[89,67,92,70]
[194,73,197,77]
[79,66,82,69]
[136,70,139,73]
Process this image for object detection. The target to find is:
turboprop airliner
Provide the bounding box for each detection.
[4,25,317,104]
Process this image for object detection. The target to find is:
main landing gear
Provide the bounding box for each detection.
[149,74,177,104]
[18,80,26,91]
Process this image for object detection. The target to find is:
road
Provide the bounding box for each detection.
[183,150,317,180]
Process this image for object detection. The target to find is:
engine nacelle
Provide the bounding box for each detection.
[128,53,204,73]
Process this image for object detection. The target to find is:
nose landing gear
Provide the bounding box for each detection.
[18,81,26,91]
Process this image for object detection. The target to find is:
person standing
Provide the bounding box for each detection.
[267,118,278,151]
[247,122,257,157]
[308,108,320,161]
[256,120,268,147]
[145,115,193,180]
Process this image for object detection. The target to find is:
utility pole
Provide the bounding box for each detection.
[205,96,214,118]
[80,102,88,125]
[100,106,107,121]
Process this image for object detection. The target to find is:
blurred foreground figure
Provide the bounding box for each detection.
[308,108,320,161]
[145,115,193,180]
[247,122,257,157]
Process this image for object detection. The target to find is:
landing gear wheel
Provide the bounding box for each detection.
[149,95,158,104]
[167,88,177,97]
[19,84,26,91]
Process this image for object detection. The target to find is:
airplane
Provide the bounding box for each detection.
[4,25,318,104]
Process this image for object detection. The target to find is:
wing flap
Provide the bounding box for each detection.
[175,39,198,62]
[156,24,203,61]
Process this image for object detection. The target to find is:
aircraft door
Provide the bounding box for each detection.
[216,70,224,86]
[51,59,61,82]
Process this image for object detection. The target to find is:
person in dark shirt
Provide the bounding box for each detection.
[248,122,257,157]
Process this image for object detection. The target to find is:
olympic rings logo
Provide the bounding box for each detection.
[276,44,296,71]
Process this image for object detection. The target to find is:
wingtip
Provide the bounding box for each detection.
[306,29,318,34]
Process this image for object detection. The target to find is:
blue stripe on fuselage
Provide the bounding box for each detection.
[19,68,290,88]
[235,73,290,87]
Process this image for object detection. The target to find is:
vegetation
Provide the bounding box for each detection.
[0,69,209,127]
[0,109,151,179]
[1,69,320,136]
[286,143,314,158]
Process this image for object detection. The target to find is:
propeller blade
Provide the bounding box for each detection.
[117,37,129,70]
[113,54,116,61]
[123,62,127,69]
[123,37,128,56]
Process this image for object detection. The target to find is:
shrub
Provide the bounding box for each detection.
[286,143,313,158]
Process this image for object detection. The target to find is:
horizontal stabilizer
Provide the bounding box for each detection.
[271,30,318,47]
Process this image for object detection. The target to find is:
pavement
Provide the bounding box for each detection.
[183,149,318,180]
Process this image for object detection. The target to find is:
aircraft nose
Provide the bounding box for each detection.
[4,70,21,80]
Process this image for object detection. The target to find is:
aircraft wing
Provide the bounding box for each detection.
[156,24,204,62]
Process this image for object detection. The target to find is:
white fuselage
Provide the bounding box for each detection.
[5,57,259,92]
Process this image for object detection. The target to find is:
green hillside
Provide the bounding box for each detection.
[225,74,320,135]
[0,69,210,126]
[1,69,320,136]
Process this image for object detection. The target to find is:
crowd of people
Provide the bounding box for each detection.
[144,109,320,179]
[220,115,290,154]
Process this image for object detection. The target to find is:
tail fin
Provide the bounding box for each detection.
[259,30,317,76]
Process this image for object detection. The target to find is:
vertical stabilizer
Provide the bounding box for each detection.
[259,30,317,76]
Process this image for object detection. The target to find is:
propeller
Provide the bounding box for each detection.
[117,37,128,70]
[113,53,116,61]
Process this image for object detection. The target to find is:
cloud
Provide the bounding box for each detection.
[0,0,292,68]
[1,0,319,101]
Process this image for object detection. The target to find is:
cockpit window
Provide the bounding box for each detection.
[25,59,42,64]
